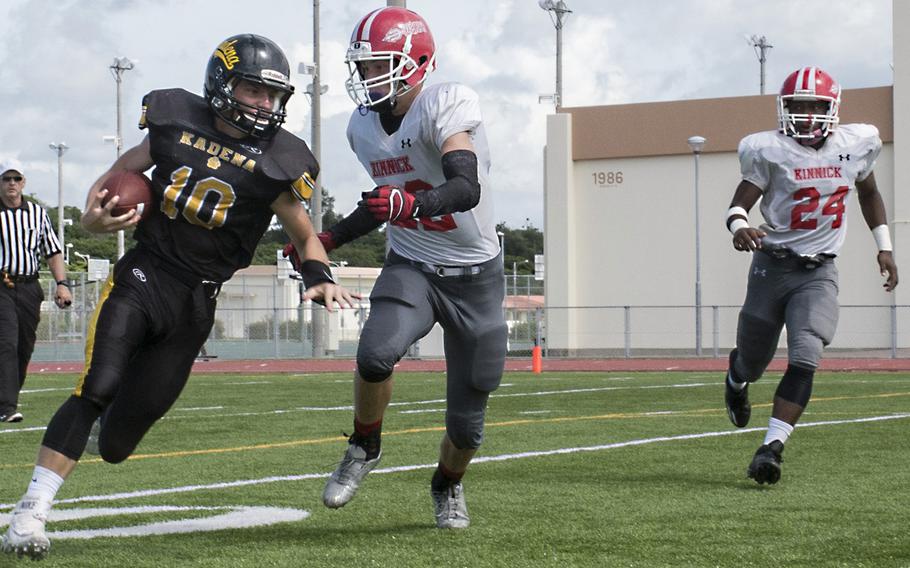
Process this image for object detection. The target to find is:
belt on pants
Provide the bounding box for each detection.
[759,247,835,270]
[1,271,38,289]
[387,250,500,278]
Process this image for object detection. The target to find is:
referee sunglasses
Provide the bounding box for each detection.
[2,175,23,182]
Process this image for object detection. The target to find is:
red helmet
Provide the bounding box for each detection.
[777,66,841,143]
[345,7,437,109]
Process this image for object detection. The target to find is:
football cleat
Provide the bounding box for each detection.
[0,411,23,423]
[84,417,101,456]
[322,439,381,509]
[747,440,785,485]
[1,496,52,560]
[431,482,470,529]
[724,349,751,428]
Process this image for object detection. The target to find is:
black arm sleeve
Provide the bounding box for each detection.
[326,205,384,248]
[412,149,481,218]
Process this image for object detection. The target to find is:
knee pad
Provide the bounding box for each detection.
[356,356,395,383]
[774,364,815,407]
[100,441,132,464]
[446,409,486,450]
[42,396,103,460]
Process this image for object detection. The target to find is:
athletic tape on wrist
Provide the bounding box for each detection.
[728,218,750,235]
[872,224,893,252]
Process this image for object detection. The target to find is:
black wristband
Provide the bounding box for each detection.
[300,260,335,289]
[56,279,70,288]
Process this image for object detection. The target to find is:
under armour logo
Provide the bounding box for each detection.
[839,154,850,161]
[401,138,412,148]
[132,268,147,282]
[753,267,767,277]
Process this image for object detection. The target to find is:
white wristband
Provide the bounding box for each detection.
[728,218,750,234]
[872,224,893,252]
[726,206,749,234]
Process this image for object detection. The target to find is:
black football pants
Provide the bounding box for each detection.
[42,248,215,463]
[0,280,42,416]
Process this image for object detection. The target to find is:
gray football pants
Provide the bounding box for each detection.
[732,251,839,381]
[356,253,508,449]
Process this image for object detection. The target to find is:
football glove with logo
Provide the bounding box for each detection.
[362,185,419,224]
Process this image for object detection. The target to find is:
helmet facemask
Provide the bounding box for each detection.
[778,95,839,145]
[345,45,434,113]
[211,75,293,139]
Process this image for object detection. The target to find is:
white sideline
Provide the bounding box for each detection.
[1,412,906,511]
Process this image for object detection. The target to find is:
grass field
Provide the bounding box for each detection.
[1,369,909,567]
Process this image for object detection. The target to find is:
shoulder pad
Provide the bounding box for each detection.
[258,129,320,200]
[139,89,210,131]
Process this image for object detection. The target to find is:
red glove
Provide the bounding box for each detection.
[317,231,336,253]
[282,232,337,272]
[282,242,301,272]
[362,185,419,223]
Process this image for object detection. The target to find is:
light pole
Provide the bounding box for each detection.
[687,136,706,356]
[747,35,773,95]
[538,0,572,109]
[497,230,506,303]
[301,0,331,357]
[48,142,68,251]
[110,56,135,259]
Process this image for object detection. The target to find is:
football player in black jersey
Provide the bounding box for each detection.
[2,34,356,561]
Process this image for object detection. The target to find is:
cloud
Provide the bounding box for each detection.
[0,0,894,230]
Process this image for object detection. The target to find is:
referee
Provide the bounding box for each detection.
[0,160,72,423]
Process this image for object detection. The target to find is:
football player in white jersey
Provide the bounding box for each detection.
[723,66,898,484]
[285,6,506,528]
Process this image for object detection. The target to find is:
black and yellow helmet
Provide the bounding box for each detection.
[204,34,294,139]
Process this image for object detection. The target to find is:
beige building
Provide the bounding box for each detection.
[543,3,909,354]
[217,263,380,348]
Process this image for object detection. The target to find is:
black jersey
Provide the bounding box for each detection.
[134,88,318,282]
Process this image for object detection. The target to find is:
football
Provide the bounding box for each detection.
[101,170,154,220]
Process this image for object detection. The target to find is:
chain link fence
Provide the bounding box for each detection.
[29,271,906,361]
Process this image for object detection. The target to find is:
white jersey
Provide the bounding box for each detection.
[738,124,881,256]
[347,82,500,266]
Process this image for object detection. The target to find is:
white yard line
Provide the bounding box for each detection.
[2,413,905,511]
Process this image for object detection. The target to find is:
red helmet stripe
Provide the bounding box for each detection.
[358,8,386,42]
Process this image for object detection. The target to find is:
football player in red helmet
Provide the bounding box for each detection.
[723,66,897,485]
[310,7,506,530]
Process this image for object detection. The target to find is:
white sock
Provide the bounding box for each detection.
[25,466,65,502]
[763,417,794,446]
[727,373,747,392]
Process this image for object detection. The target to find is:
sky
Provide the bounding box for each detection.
[0,0,894,230]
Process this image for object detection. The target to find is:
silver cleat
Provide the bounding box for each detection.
[85,417,101,456]
[1,496,52,560]
[432,482,470,529]
[322,442,381,509]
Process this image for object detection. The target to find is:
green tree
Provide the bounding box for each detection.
[254,187,388,268]
[496,221,543,275]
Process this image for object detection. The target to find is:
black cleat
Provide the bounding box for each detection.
[747,440,784,485]
[724,349,751,428]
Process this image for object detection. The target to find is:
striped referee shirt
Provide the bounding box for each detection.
[0,200,62,277]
